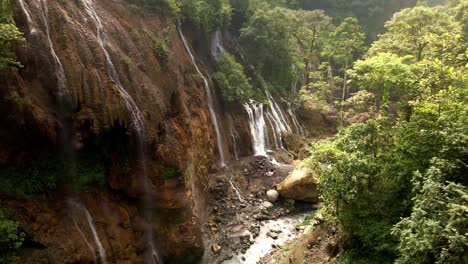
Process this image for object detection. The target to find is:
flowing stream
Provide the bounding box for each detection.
[244,102,267,155]
[224,211,311,264]
[179,27,226,167]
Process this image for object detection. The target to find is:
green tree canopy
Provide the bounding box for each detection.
[213,52,255,103]
[368,6,461,61]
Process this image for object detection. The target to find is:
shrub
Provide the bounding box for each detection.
[0,208,24,263]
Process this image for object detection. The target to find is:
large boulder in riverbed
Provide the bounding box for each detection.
[276,167,319,203]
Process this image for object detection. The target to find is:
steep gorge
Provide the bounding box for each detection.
[0,0,313,263]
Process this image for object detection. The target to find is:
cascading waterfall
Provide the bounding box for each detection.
[39,0,68,98]
[80,0,144,134]
[266,90,291,133]
[282,99,305,136]
[80,2,161,263]
[211,30,225,57]
[244,102,267,155]
[179,27,226,167]
[265,113,280,149]
[266,111,284,149]
[227,115,239,160]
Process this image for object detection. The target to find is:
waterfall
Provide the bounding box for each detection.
[229,176,244,202]
[211,30,225,57]
[227,115,239,160]
[178,27,226,167]
[70,201,107,264]
[80,0,144,134]
[266,111,284,149]
[18,0,35,32]
[73,221,98,264]
[39,0,68,98]
[244,102,267,156]
[282,99,305,136]
[266,91,291,133]
[80,2,161,263]
[82,206,108,264]
[265,113,280,149]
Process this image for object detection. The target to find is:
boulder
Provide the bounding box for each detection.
[262,201,274,209]
[266,189,279,203]
[299,100,337,134]
[276,167,319,203]
[267,231,279,239]
[212,243,221,253]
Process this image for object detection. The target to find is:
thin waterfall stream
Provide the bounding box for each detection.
[82,206,108,264]
[179,27,226,167]
[17,0,35,33]
[70,201,107,264]
[227,115,239,160]
[39,0,67,98]
[211,30,225,57]
[80,1,161,263]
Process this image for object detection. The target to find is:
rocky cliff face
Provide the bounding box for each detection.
[0,0,229,263]
[0,1,322,263]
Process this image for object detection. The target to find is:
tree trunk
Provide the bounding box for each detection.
[340,61,348,127]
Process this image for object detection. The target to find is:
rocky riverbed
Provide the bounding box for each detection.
[201,153,318,264]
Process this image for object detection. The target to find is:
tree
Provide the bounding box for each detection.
[392,163,468,264]
[368,6,460,61]
[323,17,365,125]
[213,52,255,102]
[177,0,232,31]
[348,53,415,113]
[239,6,297,92]
[0,0,24,69]
[293,10,334,85]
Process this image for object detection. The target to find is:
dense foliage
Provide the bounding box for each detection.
[308,2,468,263]
[134,0,231,30]
[213,52,255,103]
[0,0,24,69]
[0,209,24,263]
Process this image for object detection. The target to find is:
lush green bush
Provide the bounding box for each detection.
[0,209,24,263]
[178,0,232,31]
[153,26,173,66]
[213,52,255,103]
[0,0,25,69]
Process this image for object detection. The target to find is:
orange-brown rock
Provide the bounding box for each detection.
[276,166,319,203]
